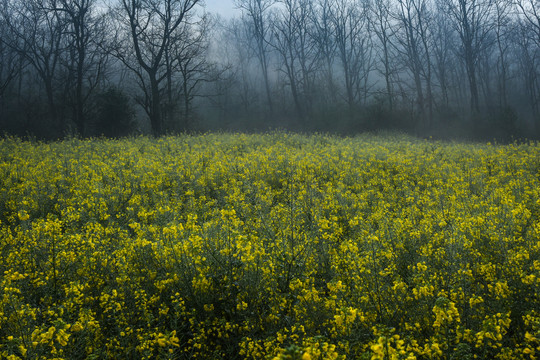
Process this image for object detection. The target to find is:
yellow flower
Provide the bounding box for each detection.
[56,329,70,346]
[17,210,30,221]
[71,323,84,332]
[18,345,27,356]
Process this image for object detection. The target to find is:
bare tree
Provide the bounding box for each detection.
[235,0,276,116]
[515,0,540,132]
[369,0,397,111]
[492,0,512,107]
[173,15,216,130]
[444,0,495,114]
[395,0,434,127]
[313,0,338,104]
[226,17,260,115]
[1,0,67,130]
[431,0,455,108]
[53,0,108,136]
[272,4,303,120]
[0,17,22,106]
[114,0,202,136]
[515,0,540,46]
[516,19,540,129]
[0,16,26,135]
[272,0,319,123]
[332,0,373,110]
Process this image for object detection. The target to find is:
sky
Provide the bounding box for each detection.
[204,0,239,18]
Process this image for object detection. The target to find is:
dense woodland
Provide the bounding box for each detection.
[0,0,539,140]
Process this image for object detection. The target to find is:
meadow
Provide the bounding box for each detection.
[0,133,539,360]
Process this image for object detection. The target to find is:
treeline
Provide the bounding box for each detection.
[0,0,539,140]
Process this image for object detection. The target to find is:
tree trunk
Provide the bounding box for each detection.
[259,52,274,115]
[150,75,162,136]
[382,38,393,111]
[75,49,85,136]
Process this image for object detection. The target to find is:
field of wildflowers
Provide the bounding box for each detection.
[1,133,539,359]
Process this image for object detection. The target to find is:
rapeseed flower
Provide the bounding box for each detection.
[0,133,538,359]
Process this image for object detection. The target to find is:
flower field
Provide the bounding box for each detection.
[1,133,539,360]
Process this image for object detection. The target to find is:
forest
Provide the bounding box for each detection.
[0,0,539,140]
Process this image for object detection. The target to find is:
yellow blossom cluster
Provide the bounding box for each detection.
[1,133,539,359]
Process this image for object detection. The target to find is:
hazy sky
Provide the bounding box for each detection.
[205,0,239,18]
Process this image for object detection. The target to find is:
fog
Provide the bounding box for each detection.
[205,0,239,18]
[0,0,539,140]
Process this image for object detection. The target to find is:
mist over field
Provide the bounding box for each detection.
[0,0,539,140]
